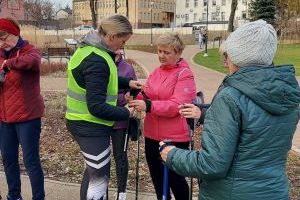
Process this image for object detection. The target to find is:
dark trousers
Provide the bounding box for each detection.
[145,137,189,200]
[111,129,128,194]
[0,118,45,200]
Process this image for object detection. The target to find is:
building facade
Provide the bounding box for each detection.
[175,0,248,29]
[73,0,175,28]
[56,7,72,20]
[0,0,25,20]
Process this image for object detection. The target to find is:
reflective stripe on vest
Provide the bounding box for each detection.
[65,46,118,126]
[67,88,117,104]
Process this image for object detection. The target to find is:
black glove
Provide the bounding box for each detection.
[130,88,141,98]
[128,117,141,141]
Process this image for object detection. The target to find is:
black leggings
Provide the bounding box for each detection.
[145,137,189,200]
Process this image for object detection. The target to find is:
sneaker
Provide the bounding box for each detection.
[115,192,126,200]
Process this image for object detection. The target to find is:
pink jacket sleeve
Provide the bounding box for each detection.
[151,68,196,117]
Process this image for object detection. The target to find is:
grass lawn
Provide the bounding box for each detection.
[194,44,300,76]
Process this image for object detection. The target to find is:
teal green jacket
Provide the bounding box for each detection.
[167,65,300,200]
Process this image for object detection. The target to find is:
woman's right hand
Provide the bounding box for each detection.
[178,104,201,119]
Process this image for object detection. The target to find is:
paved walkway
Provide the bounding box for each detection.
[3,45,298,200]
[0,172,157,200]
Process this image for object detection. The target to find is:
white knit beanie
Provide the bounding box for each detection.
[224,19,277,67]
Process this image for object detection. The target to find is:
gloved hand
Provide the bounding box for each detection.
[0,60,9,83]
[0,69,6,83]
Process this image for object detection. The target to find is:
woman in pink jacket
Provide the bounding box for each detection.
[130,33,196,200]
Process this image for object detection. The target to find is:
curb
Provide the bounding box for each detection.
[189,50,226,77]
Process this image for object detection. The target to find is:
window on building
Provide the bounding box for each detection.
[212,0,216,6]
[202,13,207,21]
[221,0,226,6]
[242,11,247,19]
[186,0,189,8]
[194,13,197,21]
[203,0,207,7]
[185,14,189,22]
[194,0,198,7]
[221,12,225,21]
[211,12,216,20]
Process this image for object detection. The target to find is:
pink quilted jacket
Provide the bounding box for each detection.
[141,59,196,142]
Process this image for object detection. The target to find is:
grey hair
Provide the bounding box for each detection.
[156,32,185,53]
[98,14,133,37]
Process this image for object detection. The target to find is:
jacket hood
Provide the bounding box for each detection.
[78,30,113,53]
[224,65,300,115]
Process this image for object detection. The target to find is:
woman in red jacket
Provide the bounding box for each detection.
[0,18,44,200]
[129,33,196,200]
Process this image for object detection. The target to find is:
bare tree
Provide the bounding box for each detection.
[42,0,54,20]
[24,0,55,24]
[89,0,97,29]
[228,0,238,32]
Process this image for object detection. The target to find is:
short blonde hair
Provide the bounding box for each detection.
[98,15,133,37]
[156,32,184,54]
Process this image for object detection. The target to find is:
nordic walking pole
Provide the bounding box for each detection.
[123,94,134,152]
[160,140,173,200]
[187,118,195,200]
[162,164,169,200]
[135,124,141,200]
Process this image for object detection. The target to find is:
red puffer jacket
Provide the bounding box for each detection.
[0,40,44,123]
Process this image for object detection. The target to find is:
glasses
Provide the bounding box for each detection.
[0,33,9,42]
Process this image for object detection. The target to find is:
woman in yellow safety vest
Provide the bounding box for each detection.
[65,15,142,200]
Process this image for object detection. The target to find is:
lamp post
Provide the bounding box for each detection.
[173,1,176,29]
[204,0,209,57]
[150,1,154,46]
[115,0,118,13]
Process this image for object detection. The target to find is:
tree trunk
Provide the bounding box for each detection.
[228,0,238,32]
[89,0,97,29]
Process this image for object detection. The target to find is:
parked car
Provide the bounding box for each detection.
[74,25,94,31]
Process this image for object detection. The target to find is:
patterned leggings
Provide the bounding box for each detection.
[72,134,111,200]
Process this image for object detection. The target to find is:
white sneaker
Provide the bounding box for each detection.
[115,192,126,200]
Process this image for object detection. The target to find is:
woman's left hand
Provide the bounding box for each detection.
[159,141,175,162]
[129,100,146,112]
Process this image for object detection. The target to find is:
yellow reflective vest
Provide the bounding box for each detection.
[65,46,118,126]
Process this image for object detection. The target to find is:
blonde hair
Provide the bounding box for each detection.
[98,15,133,37]
[156,32,184,54]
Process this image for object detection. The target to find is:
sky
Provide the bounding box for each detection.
[50,0,73,9]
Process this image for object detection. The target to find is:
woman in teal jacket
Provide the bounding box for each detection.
[160,20,300,200]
